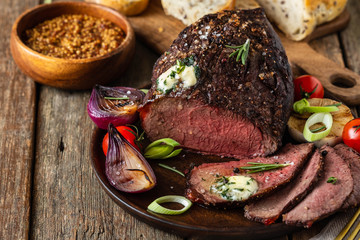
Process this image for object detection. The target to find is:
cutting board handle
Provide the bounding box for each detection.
[282,39,360,106]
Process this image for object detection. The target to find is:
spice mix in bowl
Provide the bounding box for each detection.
[10,1,135,90]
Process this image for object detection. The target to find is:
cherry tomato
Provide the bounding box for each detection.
[102,126,140,155]
[342,118,360,153]
[294,75,324,101]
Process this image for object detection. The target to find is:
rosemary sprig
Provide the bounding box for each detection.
[104,96,129,100]
[225,39,250,65]
[240,162,290,174]
[158,163,185,177]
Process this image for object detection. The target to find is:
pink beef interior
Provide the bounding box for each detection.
[283,146,353,228]
[141,98,269,158]
[186,143,314,206]
[334,144,360,209]
[244,150,323,224]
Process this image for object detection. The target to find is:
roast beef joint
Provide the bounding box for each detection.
[140,8,294,159]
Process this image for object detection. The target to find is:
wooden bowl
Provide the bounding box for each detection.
[10,2,135,90]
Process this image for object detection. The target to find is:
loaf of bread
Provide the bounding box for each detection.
[161,0,235,25]
[256,0,348,41]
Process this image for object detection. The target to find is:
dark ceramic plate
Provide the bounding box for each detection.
[91,127,302,240]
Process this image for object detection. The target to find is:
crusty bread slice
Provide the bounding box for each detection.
[256,0,347,41]
[161,0,235,25]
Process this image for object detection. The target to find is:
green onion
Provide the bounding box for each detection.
[327,177,337,184]
[303,112,333,142]
[147,195,192,215]
[144,138,182,159]
[226,39,250,65]
[293,98,340,114]
[158,163,185,177]
[240,162,290,174]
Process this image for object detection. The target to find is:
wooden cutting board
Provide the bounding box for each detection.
[128,0,360,106]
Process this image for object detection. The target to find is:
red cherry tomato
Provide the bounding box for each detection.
[102,126,140,155]
[342,118,360,153]
[294,75,324,101]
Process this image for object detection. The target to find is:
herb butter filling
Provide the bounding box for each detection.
[210,175,258,201]
[156,56,200,94]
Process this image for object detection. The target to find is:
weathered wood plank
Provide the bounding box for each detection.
[0,1,37,239]
[340,0,360,115]
[31,39,182,239]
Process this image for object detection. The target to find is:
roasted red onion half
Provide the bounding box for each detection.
[106,124,156,193]
[87,85,145,129]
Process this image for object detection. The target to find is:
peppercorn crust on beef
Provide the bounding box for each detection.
[140,8,293,158]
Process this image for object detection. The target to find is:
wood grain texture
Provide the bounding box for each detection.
[340,0,360,114]
[0,0,37,239]
[31,38,181,239]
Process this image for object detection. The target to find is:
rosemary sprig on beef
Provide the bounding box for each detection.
[226,39,250,65]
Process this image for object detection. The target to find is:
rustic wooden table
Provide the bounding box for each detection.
[1,0,359,239]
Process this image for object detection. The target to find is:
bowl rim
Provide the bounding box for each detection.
[11,1,135,63]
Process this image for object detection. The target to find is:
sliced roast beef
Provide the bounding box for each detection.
[283,146,353,228]
[185,143,314,207]
[140,8,293,158]
[334,143,360,208]
[244,150,323,225]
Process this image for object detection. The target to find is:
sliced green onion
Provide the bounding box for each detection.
[146,138,180,149]
[293,98,339,114]
[303,112,333,142]
[161,149,182,159]
[144,138,182,159]
[145,145,173,159]
[158,163,185,177]
[147,195,192,215]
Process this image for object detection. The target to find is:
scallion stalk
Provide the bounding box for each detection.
[147,195,192,215]
[293,98,340,114]
[303,112,333,142]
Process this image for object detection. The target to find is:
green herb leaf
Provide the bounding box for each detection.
[240,162,290,174]
[327,176,337,184]
[158,163,185,177]
[226,39,251,65]
[104,96,129,100]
